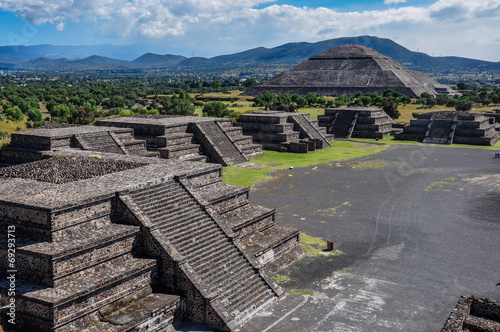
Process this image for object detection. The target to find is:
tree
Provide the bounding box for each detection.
[49,104,71,123]
[26,109,44,128]
[165,99,195,116]
[254,92,277,109]
[275,94,298,112]
[455,99,473,111]
[457,82,468,90]
[69,105,95,125]
[360,96,372,107]
[243,78,257,88]
[400,96,412,106]
[436,95,449,106]
[4,107,24,121]
[202,101,232,118]
[382,98,400,119]
[305,92,318,106]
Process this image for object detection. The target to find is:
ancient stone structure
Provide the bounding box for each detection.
[0,124,157,166]
[318,107,393,139]
[441,296,500,331]
[395,111,500,145]
[97,115,263,166]
[0,148,299,331]
[244,45,456,98]
[236,111,334,152]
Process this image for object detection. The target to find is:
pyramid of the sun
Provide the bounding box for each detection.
[244,45,455,98]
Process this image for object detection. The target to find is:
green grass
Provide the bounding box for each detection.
[270,273,290,283]
[289,289,314,296]
[223,141,386,187]
[0,119,28,146]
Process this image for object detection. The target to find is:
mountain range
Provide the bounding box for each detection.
[1,36,499,77]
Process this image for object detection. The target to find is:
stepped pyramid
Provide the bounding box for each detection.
[0,147,299,331]
[244,45,455,98]
[395,111,500,145]
[236,111,334,152]
[318,107,394,139]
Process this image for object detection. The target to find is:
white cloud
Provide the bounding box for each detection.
[0,0,499,61]
[384,0,407,4]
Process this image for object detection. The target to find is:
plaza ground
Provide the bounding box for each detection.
[235,144,500,332]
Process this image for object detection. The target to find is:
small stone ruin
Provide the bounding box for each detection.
[318,107,394,139]
[1,115,263,167]
[235,111,334,153]
[395,111,500,145]
[441,296,500,331]
[97,115,263,165]
[0,149,300,330]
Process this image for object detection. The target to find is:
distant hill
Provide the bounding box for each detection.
[3,36,500,78]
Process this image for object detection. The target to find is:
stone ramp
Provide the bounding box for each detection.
[75,131,127,154]
[288,114,332,147]
[126,179,277,330]
[330,111,358,138]
[193,121,247,166]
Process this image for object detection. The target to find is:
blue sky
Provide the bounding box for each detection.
[0,0,499,61]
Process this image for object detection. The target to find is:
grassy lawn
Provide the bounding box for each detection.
[0,119,28,146]
[223,141,386,187]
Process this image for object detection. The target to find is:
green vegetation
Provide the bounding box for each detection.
[424,177,456,192]
[270,273,290,283]
[289,289,314,296]
[222,141,386,187]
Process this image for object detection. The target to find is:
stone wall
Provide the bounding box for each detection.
[442,296,500,332]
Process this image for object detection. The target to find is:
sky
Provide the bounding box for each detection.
[0,0,499,61]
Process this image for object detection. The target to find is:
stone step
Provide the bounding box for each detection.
[158,210,208,233]
[145,200,202,223]
[189,242,236,268]
[131,187,187,208]
[164,133,196,146]
[173,230,227,259]
[226,274,268,309]
[233,288,274,318]
[94,293,181,332]
[239,143,262,153]
[179,231,230,257]
[14,256,156,329]
[201,255,249,288]
[233,136,254,146]
[179,153,208,163]
[15,224,140,288]
[137,193,194,213]
[182,235,230,260]
[157,144,201,159]
[219,204,274,235]
[168,218,222,244]
[129,182,179,200]
[217,120,234,128]
[155,210,207,232]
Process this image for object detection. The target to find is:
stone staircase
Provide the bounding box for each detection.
[330,111,358,138]
[423,116,457,144]
[0,199,177,332]
[183,175,300,272]
[124,179,279,330]
[75,131,126,154]
[192,121,248,166]
[217,120,263,160]
[75,130,158,157]
[146,125,207,163]
[288,113,333,147]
